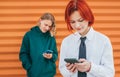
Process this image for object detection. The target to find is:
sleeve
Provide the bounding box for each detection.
[19,32,32,71]
[59,39,73,77]
[49,37,58,63]
[88,38,115,77]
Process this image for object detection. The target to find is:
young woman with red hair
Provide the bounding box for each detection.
[59,0,115,77]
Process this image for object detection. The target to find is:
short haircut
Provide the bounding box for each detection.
[65,0,94,31]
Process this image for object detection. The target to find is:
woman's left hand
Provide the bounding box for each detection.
[75,58,91,72]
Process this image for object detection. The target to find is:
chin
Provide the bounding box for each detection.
[77,30,82,33]
[41,31,46,33]
[43,31,47,33]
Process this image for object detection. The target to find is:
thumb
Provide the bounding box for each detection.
[79,58,86,63]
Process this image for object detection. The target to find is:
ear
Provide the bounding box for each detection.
[39,19,41,23]
[39,19,43,25]
[38,19,41,26]
[38,18,41,23]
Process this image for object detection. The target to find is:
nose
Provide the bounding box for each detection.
[46,26,50,31]
[75,22,80,28]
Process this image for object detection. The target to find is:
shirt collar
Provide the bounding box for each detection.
[74,27,95,41]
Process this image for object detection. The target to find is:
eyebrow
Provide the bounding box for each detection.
[70,17,83,21]
[44,23,52,27]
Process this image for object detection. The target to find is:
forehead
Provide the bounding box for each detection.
[70,11,82,21]
[41,19,52,26]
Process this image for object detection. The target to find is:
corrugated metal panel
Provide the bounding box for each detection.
[0,0,120,77]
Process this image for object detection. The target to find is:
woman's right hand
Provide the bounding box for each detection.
[43,53,52,59]
[65,63,77,73]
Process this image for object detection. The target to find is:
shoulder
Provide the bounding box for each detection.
[23,30,31,37]
[62,33,75,44]
[24,26,38,36]
[94,30,111,43]
[22,28,34,41]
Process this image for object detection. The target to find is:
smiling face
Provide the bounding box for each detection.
[69,11,90,36]
[39,19,52,33]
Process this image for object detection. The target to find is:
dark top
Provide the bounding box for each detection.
[19,26,58,77]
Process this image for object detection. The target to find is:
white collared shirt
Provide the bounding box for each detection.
[59,27,115,77]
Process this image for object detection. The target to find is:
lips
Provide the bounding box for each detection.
[77,28,81,30]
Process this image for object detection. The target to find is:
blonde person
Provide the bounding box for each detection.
[59,0,115,77]
[19,13,58,77]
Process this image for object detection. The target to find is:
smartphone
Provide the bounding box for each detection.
[64,58,79,64]
[44,50,53,54]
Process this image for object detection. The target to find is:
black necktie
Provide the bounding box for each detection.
[78,37,87,77]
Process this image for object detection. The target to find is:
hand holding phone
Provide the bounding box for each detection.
[43,50,53,59]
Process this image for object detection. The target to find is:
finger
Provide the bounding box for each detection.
[79,58,86,63]
[49,54,52,58]
[73,68,77,73]
[79,58,86,61]
[74,63,85,71]
[47,54,52,59]
[43,54,47,58]
[70,65,76,72]
[67,64,74,70]
[43,53,50,58]
[43,53,48,56]
[66,63,71,67]
[43,53,46,56]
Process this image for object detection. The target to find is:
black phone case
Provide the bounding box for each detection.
[64,58,79,64]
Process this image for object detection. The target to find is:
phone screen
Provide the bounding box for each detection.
[44,50,53,54]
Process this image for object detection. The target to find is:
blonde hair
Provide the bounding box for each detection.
[37,13,56,36]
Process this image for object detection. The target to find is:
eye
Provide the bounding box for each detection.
[78,19,84,22]
[49,26,52,29]
[44,24,48,26]
[69,21,75,24]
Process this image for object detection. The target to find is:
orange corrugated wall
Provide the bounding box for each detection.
[0,0,120,77]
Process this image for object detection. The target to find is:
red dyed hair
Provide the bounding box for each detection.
[65,0,94,31]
